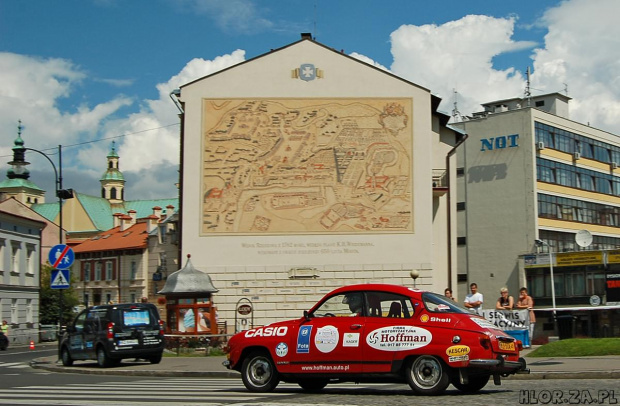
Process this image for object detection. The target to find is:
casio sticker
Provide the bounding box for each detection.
[315,325,339,353]
[276,342,288,357]
[342,332,360,347]
[366,326,432,351]
[297,325,312,353]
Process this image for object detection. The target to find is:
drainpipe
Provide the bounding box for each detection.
[445,131,469,291]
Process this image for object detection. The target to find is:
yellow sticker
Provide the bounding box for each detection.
[446,345,470,357]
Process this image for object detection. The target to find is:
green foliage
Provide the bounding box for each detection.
[527,338,620,357]
[39,264,81,324]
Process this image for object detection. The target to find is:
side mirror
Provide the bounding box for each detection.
[65,325,76,333]
[303,310,311,321]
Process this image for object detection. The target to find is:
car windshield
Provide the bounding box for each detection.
[422,292,470,314]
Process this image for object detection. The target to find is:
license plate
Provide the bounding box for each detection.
[118,339,139,346]
[498,341,515,351]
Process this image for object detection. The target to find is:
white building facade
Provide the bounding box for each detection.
[177,36,461,330]
[453,93,620,340]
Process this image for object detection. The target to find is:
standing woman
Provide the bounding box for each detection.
[516,287,536,346]
[496,287,514,310]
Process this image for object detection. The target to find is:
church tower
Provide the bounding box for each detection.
[99,141,125,204]
[0,121,46,206]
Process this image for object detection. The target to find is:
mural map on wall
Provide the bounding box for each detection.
[201,98,413,235]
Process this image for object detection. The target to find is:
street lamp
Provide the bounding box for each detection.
[8,131,74,326]
[409,269,420,288]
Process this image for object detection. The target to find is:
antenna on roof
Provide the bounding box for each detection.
[451,89,462,122]
[563,83,569,96]
[524,67,532,107]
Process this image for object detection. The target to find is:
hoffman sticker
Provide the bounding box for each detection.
[342,332,360,347]
[275,342,288,357]
[366,326,432,351]
[315,325,339,353]
[297,325,313,353]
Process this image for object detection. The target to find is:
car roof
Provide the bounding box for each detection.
[327,284,425,297]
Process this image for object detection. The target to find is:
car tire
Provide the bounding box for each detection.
[149,352,163,364]
[405,355,450,396]
[61,346,74,366]
[96,346,113,368]
[451,373,490,393]
[298,379,329,392]
[241,351,280,392]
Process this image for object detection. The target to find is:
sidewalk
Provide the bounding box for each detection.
[30,348,620,380]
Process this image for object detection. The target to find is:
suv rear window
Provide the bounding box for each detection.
[123,309,151,327]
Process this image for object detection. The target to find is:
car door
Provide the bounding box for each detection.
[287,291,365,374]
[67,311,88,360]
[362,291,426,373]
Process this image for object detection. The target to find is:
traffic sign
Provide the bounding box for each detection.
[48,244,75,269]
[51,269,70,289]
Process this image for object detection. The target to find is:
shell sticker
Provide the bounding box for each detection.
[315,325,339,353]
[366,325,432,351]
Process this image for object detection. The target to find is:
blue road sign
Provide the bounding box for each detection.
[48,244,75,269]
[51,269,70,289]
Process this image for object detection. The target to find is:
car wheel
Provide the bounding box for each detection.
[96,346,113,368]
[241,351,280,392]
[451,373,490,393]
[298,379,329,392]
[149,352,163,364]
[61,346,74,366]
[405,355,450,396]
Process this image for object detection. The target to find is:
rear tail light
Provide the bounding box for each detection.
[106,322,115,340]
[517,340,523,351]
[479,333,491,350]
[158,320,164,335]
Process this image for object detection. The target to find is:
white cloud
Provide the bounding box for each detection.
[170,0,273,33]
[389,15,536,116]
[349,52,390,72]
[531,0,620,133]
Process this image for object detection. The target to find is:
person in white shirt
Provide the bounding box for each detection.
[464,283,484,315]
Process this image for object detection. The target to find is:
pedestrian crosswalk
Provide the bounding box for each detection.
[0,361,29,369]
[0,377,378,405]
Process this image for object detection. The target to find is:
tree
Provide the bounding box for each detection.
[39,264,80,325]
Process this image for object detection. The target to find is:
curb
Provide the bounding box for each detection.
[30,358,619,380]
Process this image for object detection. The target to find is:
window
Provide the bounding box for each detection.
[105,261,113,280]
[110,188,117,199]
[95,262,102,281]
[535,100,545,107]
[83,262,91,282]
[456,167,465,176]
[26,299,32,323]
[312,293,364,317]
[130,293,136,303]
[130,261,137,280]
[106,293,112,304]
[26,245,35,274]
[457,236,467,246]
[11,242,20,273]
[11,299,17,324]
[456,202,466,211]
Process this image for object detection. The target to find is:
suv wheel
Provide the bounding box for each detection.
[149,352,163,364]
[96,346,113,368]
[61,346,73,366]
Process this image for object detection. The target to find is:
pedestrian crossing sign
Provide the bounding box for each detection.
[51,269,70,289]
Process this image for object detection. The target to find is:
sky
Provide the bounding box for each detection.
[1,0,620,202]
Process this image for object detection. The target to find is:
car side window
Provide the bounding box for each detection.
[366,292,414,318]
[74,312,87,333]
[312,293,364,317]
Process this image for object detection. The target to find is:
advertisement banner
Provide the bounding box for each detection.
[556,251,603,267]
[481,309,530,330]
[606,273,620,305]
[607,250,620,264]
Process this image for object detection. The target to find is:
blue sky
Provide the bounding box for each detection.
[1,0,619,201]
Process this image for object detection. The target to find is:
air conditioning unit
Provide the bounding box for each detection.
[573,152,581,160]
[536,142,545,150]
[612,162,618,169]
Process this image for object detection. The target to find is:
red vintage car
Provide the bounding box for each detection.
[223,284,529,395]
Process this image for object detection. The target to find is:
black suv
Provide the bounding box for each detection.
[59,303,165,367]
